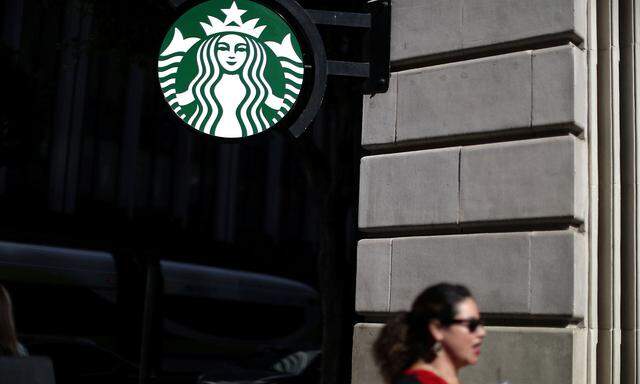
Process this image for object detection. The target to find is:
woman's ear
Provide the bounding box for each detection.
[428,320,445,342]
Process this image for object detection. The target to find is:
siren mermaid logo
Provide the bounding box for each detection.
[158,0,305,138]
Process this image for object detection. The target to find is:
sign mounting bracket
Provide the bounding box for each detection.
[304,0,391,94]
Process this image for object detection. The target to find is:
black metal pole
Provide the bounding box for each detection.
[138,255,161,384]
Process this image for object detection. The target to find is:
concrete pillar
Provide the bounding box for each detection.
[619,0,639,382]
[596,0,621,382]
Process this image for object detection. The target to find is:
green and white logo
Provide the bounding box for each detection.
[158,0,305,138]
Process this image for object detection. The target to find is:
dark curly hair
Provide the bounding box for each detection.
[0,285,19,356]
[372,283,472,383]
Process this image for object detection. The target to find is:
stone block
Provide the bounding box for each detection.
[530,230,587,316]
[396,51,531,143]
[362,74,397,148]
[355,231,586,317]
[391,0,587,63]
[371,45,586,147]
[462,0,586,49]
[533,45,588,130]
[356,239,392,313]
[390,233,530,313]
[460,327,587,384]
[352,323,384,384]
[352,325,587,384]
[378,231,586,317]
[460,136,586,223]
[358,147,459,230]
[391,0,463,63]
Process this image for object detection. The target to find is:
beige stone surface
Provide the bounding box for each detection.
[356,231,586,318]
[363,45,587,148]
[391,0,587,63]
[352,324,587,384]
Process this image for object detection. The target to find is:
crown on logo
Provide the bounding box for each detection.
[200,1,266,38]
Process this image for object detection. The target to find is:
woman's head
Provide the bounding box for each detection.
[373,283,485,383]
[215,33,248,73]
[0,285,19,356]
[426,295,484,368]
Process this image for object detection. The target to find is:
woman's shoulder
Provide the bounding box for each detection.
[0,342,28,357]
[395,369,448,384]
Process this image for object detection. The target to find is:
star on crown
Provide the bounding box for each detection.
[200,1,266,38]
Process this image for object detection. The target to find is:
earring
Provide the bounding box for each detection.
[432,341,442,353]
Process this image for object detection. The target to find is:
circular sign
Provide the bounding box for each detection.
[158,0,306,138]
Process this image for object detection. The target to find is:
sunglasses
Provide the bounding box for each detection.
[445,318,484,332]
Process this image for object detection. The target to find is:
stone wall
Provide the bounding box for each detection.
[353,1,589,383]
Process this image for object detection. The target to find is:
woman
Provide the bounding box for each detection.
[373,283,485,384]
[0,284,28,356]
[177,31,286,137]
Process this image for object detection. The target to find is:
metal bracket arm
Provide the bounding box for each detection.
[304,0,390,94]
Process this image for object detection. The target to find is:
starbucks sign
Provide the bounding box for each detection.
[158,0,307,138]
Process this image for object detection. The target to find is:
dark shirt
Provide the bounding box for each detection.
[0,343,29,357]
[395,369,448,384]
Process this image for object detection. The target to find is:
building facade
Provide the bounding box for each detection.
[6,0,640,383]
[353,1,637,383]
